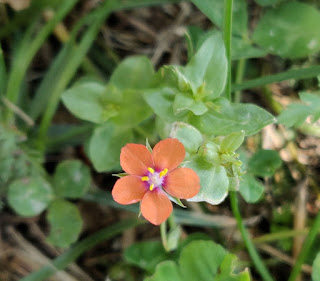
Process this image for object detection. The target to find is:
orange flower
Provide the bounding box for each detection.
[112,138,200,225]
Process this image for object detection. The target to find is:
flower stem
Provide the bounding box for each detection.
[160,220,169,252]
[223,0,233,102]
[230,191,275,281]
[234,58,246,103]
[288,211,320,281]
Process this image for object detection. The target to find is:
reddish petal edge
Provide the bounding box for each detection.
[164,167,200,199]
[140,189,173,225]
[112,175,147,205]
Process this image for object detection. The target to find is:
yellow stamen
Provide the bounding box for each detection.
[149,184,154,191]
[148,167,155,174]
[159,168,168,178]
[141,176,149,181]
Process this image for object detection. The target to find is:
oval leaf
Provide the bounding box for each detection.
[239,174,265,203]
[253,2,320,58]
[169,122,203,154]
[220,131,245,153]
[8,177,53,216]
[47,199,83,248]
[61,81,107,123]
[124,241,169,272]
[89,123,133,172]
[110,56,154,90]
[192,99,275,136]
[248,149,282,177]
[186,157,229,205]
[53,160,91,199]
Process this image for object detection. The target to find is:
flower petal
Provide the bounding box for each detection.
[164,167,200,199]
[112,176,147,205]
[152,138,185,171]
[141,189,173,225]
[120,143,154,176]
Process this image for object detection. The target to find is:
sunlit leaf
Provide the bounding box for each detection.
[186,156,229,205]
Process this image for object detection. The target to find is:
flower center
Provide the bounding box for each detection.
[141,167,168,191]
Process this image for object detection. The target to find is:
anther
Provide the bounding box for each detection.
[159,168,168,178]
[141,176,149,181]
[149,184,154,191]
[148,167,155,174]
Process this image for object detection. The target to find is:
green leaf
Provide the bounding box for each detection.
[255,0,284,6]
[278,103,311,128]
[232,36,267,60]
[252,2,320,58]
[89,123,133,172]
[169,122,203,154]
[124,241,169,272]
[47,199,83,248]
[190,0,248,36]
[312,252,320,281]
[248,149,282,177]
[239,174,264,203]
[144,88,187,122]
[53,160,91,199]
[110,56,154,90]
[299,92,320,120]
[111,88,153,127]
[8,177,53,217]
[173,93,208,115]
[145,261,183,281]
[220,131,245,153]
[182,32,227,99]
[200,141,220,163]
[186,157,229,205]
[61,81,108,123]
[145,240,250,281]
[179,240,227,281]
[214,253,251,281]
[192,99,275,136]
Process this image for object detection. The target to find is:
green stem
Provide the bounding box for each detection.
[223,0,233,101]
[232,64,320,92]
[288,211,320,281]
[234,58,246,103]
[160,220,169,252]
[230,191,275,281]
[21,219,143,281]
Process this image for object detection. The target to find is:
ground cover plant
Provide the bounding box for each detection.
[0,0,320,280]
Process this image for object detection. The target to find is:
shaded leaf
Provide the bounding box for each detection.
[8,177,53,216]
[124,241,169,272]
[239,174,264,203]
[253,1,320,58]
[47,199,82,248]
[190,0,248,36]
[248,149,282,177]
[53,160,91,199]
[89,123,133,172]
